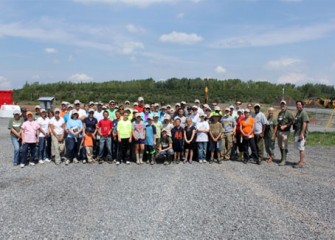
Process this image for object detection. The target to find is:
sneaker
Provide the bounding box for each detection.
[73,158,79,164]
[65,159,70,165]
[20,164,25,168]
[116,161,120,165]
[29,162,35,166]
[44,158,51,163]
[163,161,169,165]
[83,160,87,164]
[39,160,44,164]
[209,159,214,164]
[217,159,222,164]
[126,161,130,165]
[203,160,207,163]
[199,160,203,164]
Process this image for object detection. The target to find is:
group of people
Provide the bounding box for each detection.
[8,96,309,169]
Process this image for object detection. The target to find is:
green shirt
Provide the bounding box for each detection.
[294,109,309,136]
[153,121,163,139]
[107,109,116,121]
[117,119,132,139]
[277,109,294,131]
[8,118,23,138]
[265,116,277,138]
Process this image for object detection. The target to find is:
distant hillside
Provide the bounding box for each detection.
[13,78,335,105]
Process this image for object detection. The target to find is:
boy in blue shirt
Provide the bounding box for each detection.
[145,116,156,164]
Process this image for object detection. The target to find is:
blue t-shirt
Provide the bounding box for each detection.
[66,118,83,138]
[145,124,156,146]
[64,113,70,123]
[83,117,98,133]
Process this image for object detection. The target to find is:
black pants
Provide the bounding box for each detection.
[118,138,130,162]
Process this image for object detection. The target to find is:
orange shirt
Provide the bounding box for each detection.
[60,110,68,118]
[84,134,93,147]
[241,117,255,138]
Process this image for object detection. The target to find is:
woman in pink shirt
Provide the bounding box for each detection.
[21,111,40,168]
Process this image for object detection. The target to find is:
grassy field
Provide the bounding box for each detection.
[292,132,335,146]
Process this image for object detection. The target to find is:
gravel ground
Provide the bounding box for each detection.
[0,119,334,240]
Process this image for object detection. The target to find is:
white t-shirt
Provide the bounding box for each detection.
[196,120,209,142]
[37,117,50,137]
[94,111,104,122]
[50,117,65,135]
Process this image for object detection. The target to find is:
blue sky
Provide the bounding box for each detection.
[1,0,335,89]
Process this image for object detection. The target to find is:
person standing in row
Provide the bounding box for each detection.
[21,112,39,168]
[221,107,236,161]
[49,108,65,165]
[240,109,260,164]
[293,100,310,168]
[253,104,268,163]
[183,117,196,164]
[97,111,113,164]
[65,110,83,165]
[209,113,223,164]
[132,113,146,165]
[264,107,277,163]
[37,109,51,164]
[8,110,23,166]
[171,118,184,164]
[196,113,209,163]
[276,100,294,166]
[117,112,132,165]
[145,116,156,165]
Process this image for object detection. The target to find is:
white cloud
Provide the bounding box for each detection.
[126,24,145,33]
[45,48,57,54]
[215,65,226,74]
[68,73,93,82]
[0,22,143,56]
[0,76,11,89]
[160,31,203,44]
[266,57,301,69]
[120,41,144,55]
[277,72,307,84]
[211,22,335,48]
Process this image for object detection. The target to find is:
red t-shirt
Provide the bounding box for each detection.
[135,105,145,113]
[98,119,113,137]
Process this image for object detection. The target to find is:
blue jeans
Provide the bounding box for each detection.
[38,136,51,160]
[11,136,21,165]
[66,137,82,160]
[197,142,207,160]
[157,149,174,159]
[112,138,118,160]
[99,136,112,159]
[21,143,36,165]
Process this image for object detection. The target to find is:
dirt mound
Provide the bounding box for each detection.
[304,101,324,108]
[273,96,296,106]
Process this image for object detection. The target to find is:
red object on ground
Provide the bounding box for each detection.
[0,90,13,106]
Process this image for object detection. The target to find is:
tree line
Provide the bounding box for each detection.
[13,78,335,105]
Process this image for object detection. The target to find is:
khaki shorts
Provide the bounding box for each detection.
[277,131,290,149]
[294,134,306,151]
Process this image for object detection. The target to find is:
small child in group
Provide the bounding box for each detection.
[171,118,184,164]
[209,113,223,164]
[184,117,196,164]
[145,116,157,164]
[81,131,94,163]
[132,113,146,164]
[153,113,163,155]
[157,129,174,165]
[196,113,209,163]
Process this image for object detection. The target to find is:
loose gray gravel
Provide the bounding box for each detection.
[0,119,334,240]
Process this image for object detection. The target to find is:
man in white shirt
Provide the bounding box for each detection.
[70,100,86,121]
[50,108,65,164]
